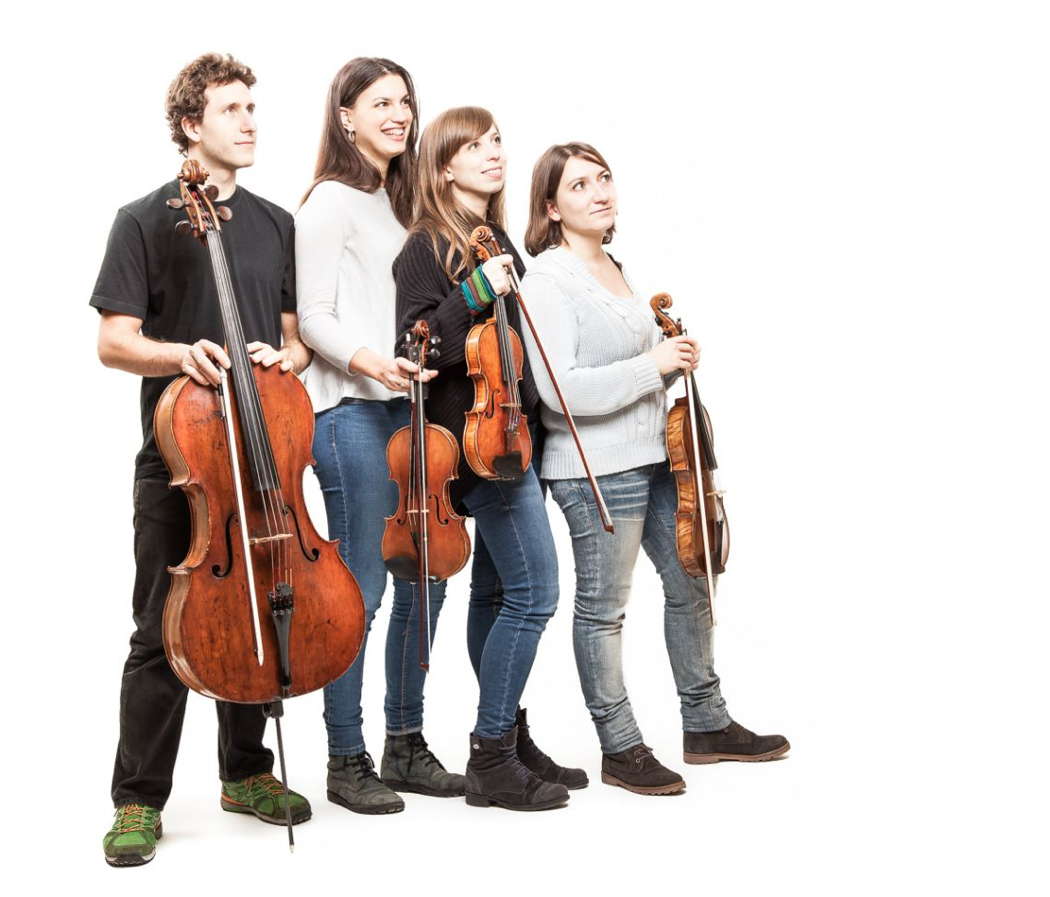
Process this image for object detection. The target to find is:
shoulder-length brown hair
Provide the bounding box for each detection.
[412,106,506,280]
[525,142,615,257]
[302,57,419,227]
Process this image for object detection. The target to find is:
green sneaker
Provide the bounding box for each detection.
[103,804,162,867]
[221,772,312,825]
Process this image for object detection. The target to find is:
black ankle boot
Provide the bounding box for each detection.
[515,708,588,790]
[465,728,570,811]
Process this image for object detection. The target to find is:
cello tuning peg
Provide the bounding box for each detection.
[429,348,441,360]
[166,198,184,210]
[430,336,442,346]
[205,185,219,200]
[175,220,193,236]
[216,205,233,221]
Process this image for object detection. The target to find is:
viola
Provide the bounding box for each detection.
[382,320,470,669]
[155,160,365,845]
[468,226,614,532]
[650,293,730,622]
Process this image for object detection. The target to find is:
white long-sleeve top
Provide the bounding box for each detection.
[520,246,669,480]
[295,180,406,411]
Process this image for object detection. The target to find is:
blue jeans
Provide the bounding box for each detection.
[549,462,730,754]
[312,399,447,756]
[461,467,559,738]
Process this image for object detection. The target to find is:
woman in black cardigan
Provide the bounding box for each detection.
[393,106,583,811]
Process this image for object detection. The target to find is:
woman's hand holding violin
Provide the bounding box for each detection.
[647,334,700,375]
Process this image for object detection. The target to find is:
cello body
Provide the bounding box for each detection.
[156,338,365,703]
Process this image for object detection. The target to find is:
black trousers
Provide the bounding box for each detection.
[111,477,273,809]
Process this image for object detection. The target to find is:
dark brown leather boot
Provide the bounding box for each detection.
[515,708,588,790]
[683,720,790,764]
[601,744,685,795]
[465,728,570,811]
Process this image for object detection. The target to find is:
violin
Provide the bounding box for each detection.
[469,226,614,532]
[155,160,365,846]
[463,231,532,479]
[650,293,730,622]
[382,320,470,669]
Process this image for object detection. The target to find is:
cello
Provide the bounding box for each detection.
[650,292,730,623]
[467,226,615,532]
[155,160,365,846]
[382,320,471,669]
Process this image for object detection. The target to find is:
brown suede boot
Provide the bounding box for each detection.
[601,744,685,796]
[683,720,790,764]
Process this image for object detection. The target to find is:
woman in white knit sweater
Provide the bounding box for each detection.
[521,143,789,796]
[296,58,463,815]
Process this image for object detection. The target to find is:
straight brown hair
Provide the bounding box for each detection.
[525,142,615,257]
[412,106,506,280]
[302,57,419,227]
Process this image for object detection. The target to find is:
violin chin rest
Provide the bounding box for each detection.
[492,452,525,480]
[383,555,419,581]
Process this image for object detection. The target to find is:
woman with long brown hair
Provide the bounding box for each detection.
[296,58,463,815]
[393,107,586,811]
[521,142,789,796]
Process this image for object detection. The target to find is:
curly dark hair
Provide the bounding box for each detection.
[165,53,256,154]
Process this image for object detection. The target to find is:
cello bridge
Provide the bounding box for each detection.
[249,533,293,545]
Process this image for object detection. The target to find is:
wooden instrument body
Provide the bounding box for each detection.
[463,317,532,479]
[665,396,730,579]
[156,365,365,703]
[382,420,470,581]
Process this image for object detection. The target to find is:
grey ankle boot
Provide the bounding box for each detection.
[327,752,405,815]
[381,732,466,797]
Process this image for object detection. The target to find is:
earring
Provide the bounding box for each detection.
[348,129,356,144]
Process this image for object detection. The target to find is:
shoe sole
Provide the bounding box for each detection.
[465,792,569,811]
[600,773,686,795]
[327,789,404,815]
[382,779,465,798]
[220,796,312,825]
[104,823,162,867]
[683,741,791,765]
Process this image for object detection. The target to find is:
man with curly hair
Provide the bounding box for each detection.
[90,53,313,867]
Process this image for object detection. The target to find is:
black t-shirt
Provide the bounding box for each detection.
[90,179,296,480]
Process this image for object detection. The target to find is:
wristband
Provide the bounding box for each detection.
[472,266,498,306]
[461,277,485,313]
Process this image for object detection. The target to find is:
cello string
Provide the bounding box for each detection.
[208,234,285,593]
[205,232,280,650]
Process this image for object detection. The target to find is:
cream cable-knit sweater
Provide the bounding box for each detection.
[521,246,669,480]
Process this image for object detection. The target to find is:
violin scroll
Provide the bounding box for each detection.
[650,292,683,340]
[468,226,497,263]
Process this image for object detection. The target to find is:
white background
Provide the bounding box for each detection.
[4,1,1046,893]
